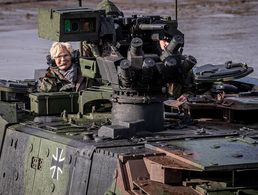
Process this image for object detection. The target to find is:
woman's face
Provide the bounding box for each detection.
[54,47,72,71]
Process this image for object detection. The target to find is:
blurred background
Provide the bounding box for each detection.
[0,0,257,79]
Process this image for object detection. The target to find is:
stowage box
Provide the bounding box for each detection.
[29,92,79,115]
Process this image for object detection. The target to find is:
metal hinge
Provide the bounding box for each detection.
[31,157,43,170]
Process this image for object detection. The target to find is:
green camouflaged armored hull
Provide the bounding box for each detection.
[1,3,258,195]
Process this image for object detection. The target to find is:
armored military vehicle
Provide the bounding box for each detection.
[1,1,258,195]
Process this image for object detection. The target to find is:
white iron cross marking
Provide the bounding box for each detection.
[50,148,65,180]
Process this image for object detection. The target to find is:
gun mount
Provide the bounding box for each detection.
[38,7,188,135]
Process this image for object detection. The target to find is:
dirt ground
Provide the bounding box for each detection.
[0,0,257,31]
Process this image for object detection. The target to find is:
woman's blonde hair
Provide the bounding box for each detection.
[50,42,73,59]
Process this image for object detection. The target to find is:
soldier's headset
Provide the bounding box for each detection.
[46,50,80,67]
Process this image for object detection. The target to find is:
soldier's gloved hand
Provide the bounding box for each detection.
[59,83,75,92]
[177,95,188,103]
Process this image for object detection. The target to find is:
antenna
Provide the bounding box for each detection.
[79,0,82,54]
[175,0,178,21]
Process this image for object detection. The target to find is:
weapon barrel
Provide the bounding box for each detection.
[130,37,143,56]
[166,35,184,53]
[138,24,168,31]
[118,60,132,87]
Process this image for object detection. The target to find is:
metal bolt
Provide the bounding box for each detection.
[45,148,50,157]
[210,145,220,149]
[14,139,18,149]
[29,144,33,153]
[14,171,19,181]
[50,183,55,193]
[232,153,243,158]
[69,155,73,164]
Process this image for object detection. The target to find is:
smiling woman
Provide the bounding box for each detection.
[50,42,73,71]
[39,42,86,92]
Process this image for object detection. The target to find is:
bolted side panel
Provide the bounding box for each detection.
[32,139,77,195]
[69,156,92,195]
[0,128,41,195]
[87,150,118,195]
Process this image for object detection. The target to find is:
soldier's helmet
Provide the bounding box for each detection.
[96,0,124,17]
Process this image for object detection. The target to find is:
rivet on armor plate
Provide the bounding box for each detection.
[45,148,50,157]
[29,144,33,153]
[50,183,55,192]
[69,155,72,164]
[14,139,18,149]
[14,171,19,181]
[10,139,13,147]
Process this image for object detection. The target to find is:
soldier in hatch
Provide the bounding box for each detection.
[159,38,196,102]
[82,0,196,102]
[39,42,86,92]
